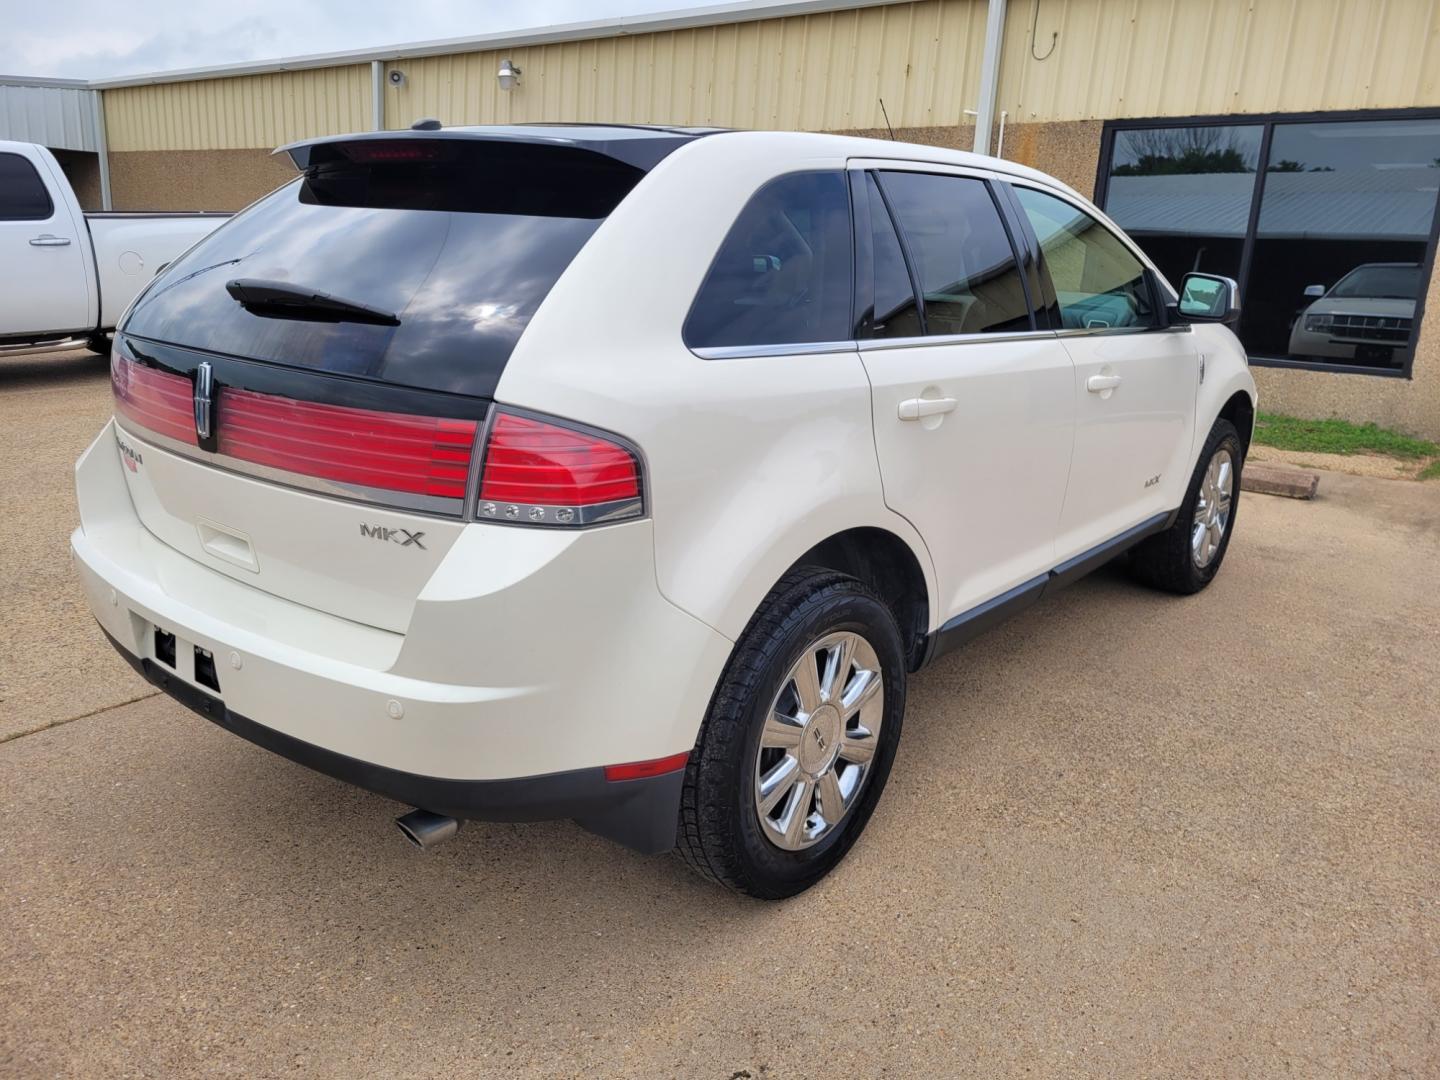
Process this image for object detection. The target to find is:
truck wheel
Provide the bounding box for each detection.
[1130,418,1243,595]
[84,334,112,357]
[677,567,905,899]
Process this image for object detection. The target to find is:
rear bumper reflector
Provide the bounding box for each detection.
[603,751,690,782]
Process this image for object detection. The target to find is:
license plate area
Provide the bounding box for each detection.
[148,623,222,694]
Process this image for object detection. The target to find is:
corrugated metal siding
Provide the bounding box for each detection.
[1002,0,1440,122]
[103,65,372,151]
[382,1,988,131]
[92,0,1440,153]
[0,83,102,151]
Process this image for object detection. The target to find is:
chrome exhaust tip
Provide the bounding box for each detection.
[395,809,459,850]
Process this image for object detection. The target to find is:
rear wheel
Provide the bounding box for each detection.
[84,334,111,357]
[677,568,905,899]
[1130,418,1243,594]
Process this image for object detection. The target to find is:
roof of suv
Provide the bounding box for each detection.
[277,124,1083,200]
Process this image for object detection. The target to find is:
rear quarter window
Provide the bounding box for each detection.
[684,171,854,351]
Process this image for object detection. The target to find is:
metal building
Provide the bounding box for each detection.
[0,75,110,207]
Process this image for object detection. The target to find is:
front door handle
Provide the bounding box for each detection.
[898,396,958,421]
[1086,374,1122,393]
[29,235,72,247]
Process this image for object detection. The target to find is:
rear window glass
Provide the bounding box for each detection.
[122,140,644,398]
[0,153,55,221]
[684,171,853,350]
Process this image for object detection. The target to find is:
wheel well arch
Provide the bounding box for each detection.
[1218,390,1256,458]
[787,527,931,671]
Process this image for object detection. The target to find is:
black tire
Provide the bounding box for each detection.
[84,334,112,357]
[1130,418,1243,595]
[676,567,906,899]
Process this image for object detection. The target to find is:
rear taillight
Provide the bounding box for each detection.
[477,412,642,526]
[111,352,198,446]
[217,388,477,500]
[110,350,641,524]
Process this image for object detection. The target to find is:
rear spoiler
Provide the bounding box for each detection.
[276,127,709,173]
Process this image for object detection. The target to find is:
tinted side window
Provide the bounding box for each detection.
[866,174,922,338]
[879,171,1032,336]
[684,171,853,349]
[0,153,55,221]
[1014,186,1157,330]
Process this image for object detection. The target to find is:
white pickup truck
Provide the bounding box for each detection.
[0,140,228,355]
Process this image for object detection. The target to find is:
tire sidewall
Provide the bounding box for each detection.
[715,586,906,898]
[1181,421,1243,589]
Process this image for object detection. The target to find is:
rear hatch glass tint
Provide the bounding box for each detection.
[121,140,645,399]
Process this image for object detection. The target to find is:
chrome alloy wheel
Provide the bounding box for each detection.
[753,631,884,851]
[1192,447,1235,569]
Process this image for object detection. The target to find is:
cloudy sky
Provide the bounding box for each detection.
[0,0,709,80]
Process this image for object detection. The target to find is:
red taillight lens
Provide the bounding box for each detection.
[603,752,689,782]
[111,353,198,446]
[478,412,641,525]
[217,388,477,500]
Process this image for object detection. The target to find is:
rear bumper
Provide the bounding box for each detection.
[73,419,734,854]
[100,626,683,853]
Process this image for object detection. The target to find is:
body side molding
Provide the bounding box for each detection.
[921,509,1178,667]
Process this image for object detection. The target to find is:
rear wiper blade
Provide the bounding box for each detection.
[225,278,400,326]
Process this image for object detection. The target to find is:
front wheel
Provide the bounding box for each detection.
[1130,418,1243,594]
[677,568,906,899]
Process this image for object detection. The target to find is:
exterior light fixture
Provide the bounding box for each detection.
[497,59,521,91]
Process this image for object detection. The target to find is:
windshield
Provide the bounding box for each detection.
[122,140,644,398]
[1328,264,1421,301]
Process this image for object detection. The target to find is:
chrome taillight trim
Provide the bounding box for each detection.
[475,495,644,527]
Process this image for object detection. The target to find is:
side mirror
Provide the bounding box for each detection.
[1175,272,1240,325]
[1303,283,1326,299]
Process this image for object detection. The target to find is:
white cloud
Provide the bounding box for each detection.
[0,0,691,79]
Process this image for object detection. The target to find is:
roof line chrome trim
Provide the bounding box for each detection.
[115,417,466,519]
[860,329,1058,351]
[691,340,858,360]
[1052,325,1191,339]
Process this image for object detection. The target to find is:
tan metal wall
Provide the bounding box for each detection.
[1002,0,1440,122]
[381,1,988,131]
[96,0,1440,152]
[103,65,371,151]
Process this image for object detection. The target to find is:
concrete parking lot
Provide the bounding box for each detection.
[2,350,1437,1078]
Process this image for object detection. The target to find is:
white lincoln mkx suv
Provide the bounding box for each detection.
[72,125,1256,898]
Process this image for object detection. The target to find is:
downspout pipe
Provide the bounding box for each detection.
[92,89,112,210]
[371,59,384,131]
[972,0,1007,156]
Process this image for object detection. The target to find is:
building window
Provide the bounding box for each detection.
[1098,113,1440,376]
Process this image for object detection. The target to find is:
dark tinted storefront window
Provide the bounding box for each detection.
[1245,120,1440,370]
[1105,125,1262,287]
[1101,114,1440,375]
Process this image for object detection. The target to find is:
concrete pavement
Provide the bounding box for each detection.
[3,350,1438,1078]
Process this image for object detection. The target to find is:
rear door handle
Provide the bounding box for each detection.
[1086,374,1122,393]
[897,397,958,421]
[29,235,72,246]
